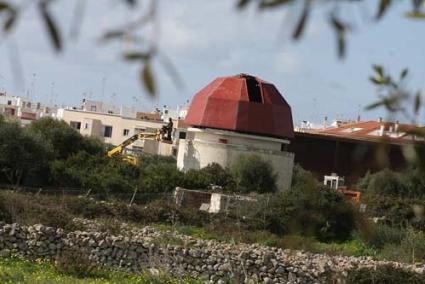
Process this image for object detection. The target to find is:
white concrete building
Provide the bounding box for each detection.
[57,108,166,149]
[177,74,295,191]
[81,99,136,118]
[0,93,58,125]
[177,127,294,190]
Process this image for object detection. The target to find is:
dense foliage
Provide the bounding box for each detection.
[358,168,425,199]
[231,154,277,194]
[345,265,425,284]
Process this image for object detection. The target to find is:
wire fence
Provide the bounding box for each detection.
[0,182,279,239]
[0,183,176,205]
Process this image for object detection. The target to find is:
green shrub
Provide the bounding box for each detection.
[28,117,104,159]
[358,168,425,199]
[231,154,277,194]
[362,224,403,249]
[291,164,318,189]
[345,265,425,284]
[182,163,236,191]
[139,163,184,194]
[361,194,425,228]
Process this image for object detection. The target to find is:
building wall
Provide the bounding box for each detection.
[0,94,57,121]
[289,132,408,184]
[57,109,165,146]
[177,128,294,191]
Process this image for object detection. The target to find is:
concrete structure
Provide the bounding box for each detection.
[57,108,165,149]
[81,99,136,118]
[175,187,257,214]
[324,173,345,189]
[177,74,295,191]
[0,93,58,125]
[290,119,425,184]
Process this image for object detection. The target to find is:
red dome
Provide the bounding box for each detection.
[184,74,294,139]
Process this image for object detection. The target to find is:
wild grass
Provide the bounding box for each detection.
[0,257,201,284]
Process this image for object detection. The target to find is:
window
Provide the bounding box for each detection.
[70,121,81,130]
[7,100,11,105]
[103,126,113,137]
[134,127,146,134]
[84,123,89,129]
[178,131,187,139]
[123,129,130,136]
[90,105,97,112]
[245,75,263,103]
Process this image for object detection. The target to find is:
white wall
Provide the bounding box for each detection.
[57,109,165,146]
[177,128,294,191]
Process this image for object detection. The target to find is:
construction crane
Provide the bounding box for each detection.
[107,131,161,165]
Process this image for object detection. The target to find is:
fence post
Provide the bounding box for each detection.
[85,188,92,197]
[129,186,138,206]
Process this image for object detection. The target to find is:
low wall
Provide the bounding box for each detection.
[0,221,423,284]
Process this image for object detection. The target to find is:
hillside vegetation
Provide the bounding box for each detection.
[1,116,425,283]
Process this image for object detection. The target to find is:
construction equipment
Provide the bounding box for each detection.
[107,131,161,165]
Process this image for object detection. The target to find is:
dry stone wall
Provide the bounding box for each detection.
[0,220,424,284]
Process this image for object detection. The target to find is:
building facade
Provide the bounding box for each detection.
[0,93,57,125]
[290,120,425,184]
[57,108,166,148]
[177,74,295,191]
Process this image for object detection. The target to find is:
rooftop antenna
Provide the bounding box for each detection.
[49,82,55,106]
[0,74,4,93]
[101,77,106,103]
[30,73,36,101]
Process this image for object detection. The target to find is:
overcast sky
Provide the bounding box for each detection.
[0,0,424,125]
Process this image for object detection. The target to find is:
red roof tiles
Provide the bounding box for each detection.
[185,74,294,139]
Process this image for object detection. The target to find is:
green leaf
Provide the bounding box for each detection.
[414,91,421,114]
[123,52,151,61]
[292,0,310,40]
[39,1,62,51]
[0,2,9,11]
[400,68,409,79]
[369,77,382,85]
[365,100,385,110]
[259,0,293,9]
[237,0,251,9]
[100,30,127,42]
[330,15,347,58]
[141,63,156,97]
[376,0,392,20]
[123,0,137,7]
[3,8,17,32]
[405,11,425,19]
[373,64,384,77]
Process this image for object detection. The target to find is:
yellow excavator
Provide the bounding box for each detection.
[107,131,161,165]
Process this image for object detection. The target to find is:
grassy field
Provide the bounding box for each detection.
[0,257,200,284]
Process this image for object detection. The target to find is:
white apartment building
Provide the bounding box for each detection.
[0,93,58,125]
[56,108,166,148]
[81,99,136,118]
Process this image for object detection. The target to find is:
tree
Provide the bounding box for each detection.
[231,154,277,194]
[50,151,138,195]
[0,121,52,187]
[28,117,104,159]
[182,163,236,191]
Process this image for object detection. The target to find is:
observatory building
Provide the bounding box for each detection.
[177,74,295,191]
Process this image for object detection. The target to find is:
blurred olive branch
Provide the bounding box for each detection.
[0,0,424,97]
